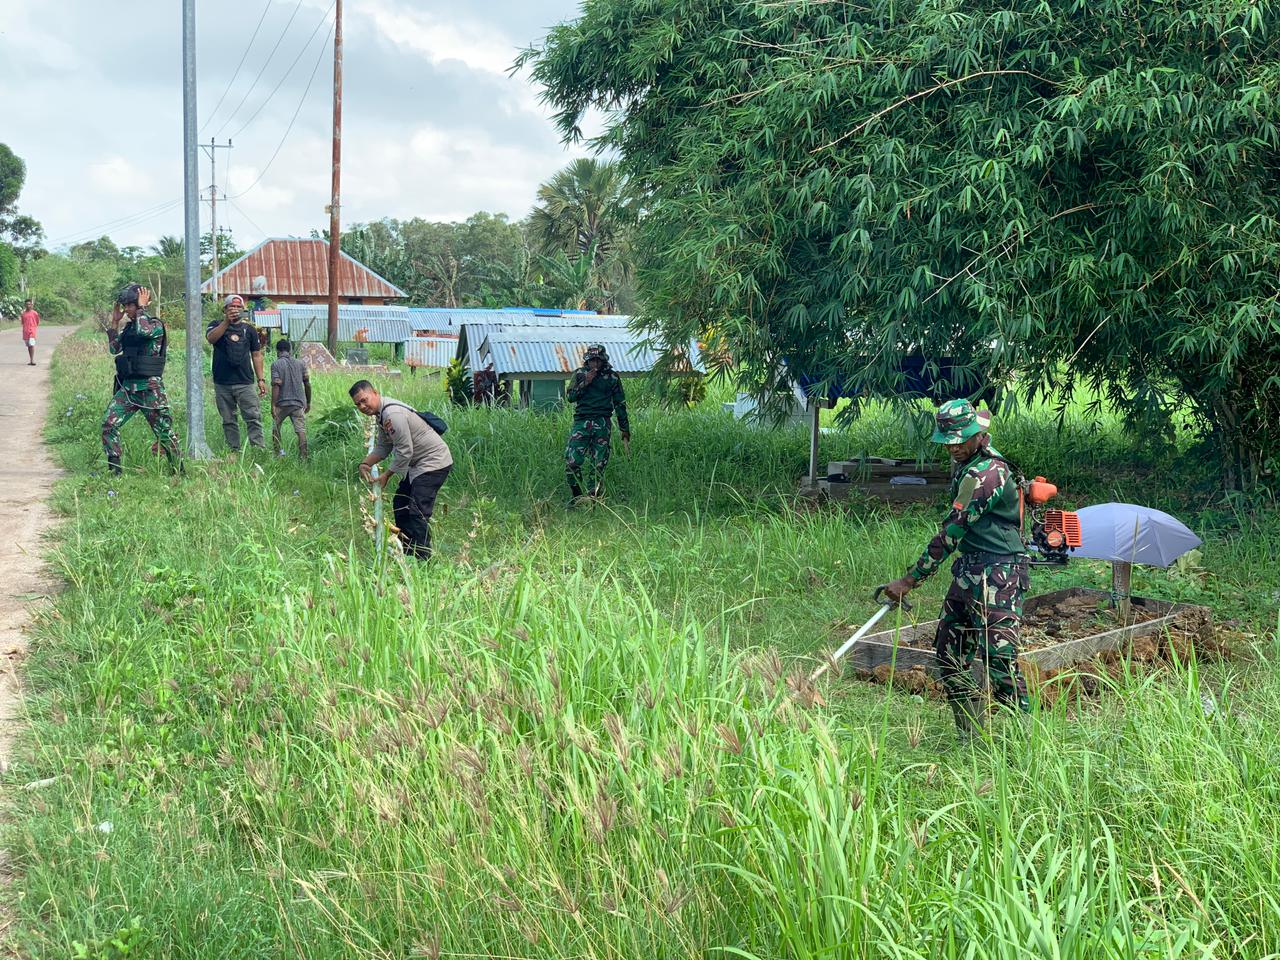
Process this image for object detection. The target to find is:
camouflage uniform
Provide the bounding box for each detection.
[102,313,180,471]
[564,345,629,499]
[906,400,1030,719]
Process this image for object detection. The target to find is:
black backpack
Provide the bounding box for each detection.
[384,402,447,435]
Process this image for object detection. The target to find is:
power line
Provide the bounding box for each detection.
[199,0,273,133]
[227,198,268,240]
[229,19,335,200]
[229,1,336,141]
[50,199,185,248]
[213,0,307,139]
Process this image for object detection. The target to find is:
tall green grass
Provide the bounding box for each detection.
[7,328,1280,958]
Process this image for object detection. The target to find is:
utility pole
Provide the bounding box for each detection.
[200,138,233,296]
[182,0,211,458]
[326,0,343,356]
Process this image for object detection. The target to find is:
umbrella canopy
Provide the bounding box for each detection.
[1072,503,1202,568]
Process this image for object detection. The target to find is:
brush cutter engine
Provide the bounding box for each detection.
[1022,477,1082,565]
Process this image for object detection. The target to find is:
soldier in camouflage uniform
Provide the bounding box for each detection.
[101,283,181,474]
[884,400,1030,738]
[564,344,630,504]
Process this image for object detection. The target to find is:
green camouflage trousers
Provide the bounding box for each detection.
[564,417,611,488]
[101,378,180,467]
[933,556,1031,711]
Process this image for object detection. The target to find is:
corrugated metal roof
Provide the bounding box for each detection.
[453,312,637,371]
[480,328,704,377]
[250,309,283,328]
[200,237,408,299]
[404,337,458,369]
[276,303,412,343]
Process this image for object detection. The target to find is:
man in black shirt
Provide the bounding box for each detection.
[205,294,266,452]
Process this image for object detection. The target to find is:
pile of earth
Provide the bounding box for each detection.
[846,592,1228,706]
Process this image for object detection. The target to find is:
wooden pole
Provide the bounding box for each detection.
[1112,561,1132,623]
[326,0,343,357]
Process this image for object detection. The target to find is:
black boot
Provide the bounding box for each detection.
[949,695,987,742]
[107,455,122,476]
[567,480,584,507]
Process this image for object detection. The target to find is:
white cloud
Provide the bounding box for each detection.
[3,0,603,249]
[357,0,519,76]
[87,157,153,197]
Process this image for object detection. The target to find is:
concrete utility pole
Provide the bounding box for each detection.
[200,138,233,296]
[326,0,343,356]
[182,0,212,458]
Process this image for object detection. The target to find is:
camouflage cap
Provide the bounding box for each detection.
[931,399,991,444]
[584,344,609,363]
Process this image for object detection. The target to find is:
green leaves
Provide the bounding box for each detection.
[528,0,1280,487]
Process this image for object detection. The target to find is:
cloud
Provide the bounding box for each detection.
[356,0,521,76]
[88,157,153,197]
[2,0,600,249]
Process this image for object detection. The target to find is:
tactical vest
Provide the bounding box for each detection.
[952,445,1026,558]
[115,316,167,381]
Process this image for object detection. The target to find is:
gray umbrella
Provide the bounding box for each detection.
[1072,503,1202,568]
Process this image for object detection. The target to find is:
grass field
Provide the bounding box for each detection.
[7,328,1280,958]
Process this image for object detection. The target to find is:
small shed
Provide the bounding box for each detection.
[201,237,407,304]
[478,326,703,410]
[456,311,633,376]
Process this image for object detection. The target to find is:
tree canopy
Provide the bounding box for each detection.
[524,0,1280,487]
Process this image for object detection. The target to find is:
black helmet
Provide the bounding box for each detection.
[116,283,144,307]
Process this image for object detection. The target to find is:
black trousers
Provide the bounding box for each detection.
[393,466,451,559]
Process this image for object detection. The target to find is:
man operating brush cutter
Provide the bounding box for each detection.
[882,400,1032,740]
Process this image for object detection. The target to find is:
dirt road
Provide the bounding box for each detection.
[0,324,71,768]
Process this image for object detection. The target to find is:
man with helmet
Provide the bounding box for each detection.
[564,343,630,504]
[101,283,181,474]
[883,400,1031,739]
[205,293,266,453]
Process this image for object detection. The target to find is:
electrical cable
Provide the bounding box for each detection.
[229,1,336,141]
[213,0,307,139]
[199,0,273,133]
[228,19,335,200]
[227,198,269,241]
[50,199,185,248]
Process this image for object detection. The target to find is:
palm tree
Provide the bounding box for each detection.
[528,158,633,267]
[152,235,183,259]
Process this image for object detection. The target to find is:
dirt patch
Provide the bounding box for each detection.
[854,597,1228,707]
[0,325,72,941]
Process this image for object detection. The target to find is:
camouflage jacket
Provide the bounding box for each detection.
[566,367,630,433]
[906,441,1024,583]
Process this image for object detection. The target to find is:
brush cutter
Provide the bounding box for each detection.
[810,586,911,682]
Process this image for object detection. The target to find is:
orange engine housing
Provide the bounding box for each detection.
[1042,509,1083,549]
[1026,476,1059,506]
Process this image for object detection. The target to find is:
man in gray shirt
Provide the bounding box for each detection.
[270,339,311,458]
[350,379,453,559]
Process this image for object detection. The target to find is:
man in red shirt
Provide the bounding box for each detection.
[20,299,40,365]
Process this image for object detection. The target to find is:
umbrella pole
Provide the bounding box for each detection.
[1111,561,1132,623]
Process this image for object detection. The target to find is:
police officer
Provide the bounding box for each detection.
[101,284,181,474]
[564,344,630,504]
[883,400,1030,738]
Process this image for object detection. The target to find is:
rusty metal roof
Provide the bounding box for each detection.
[200,238,408,299]
[276,303,412,343]
[479,327,704,378]
[404,337,459,369]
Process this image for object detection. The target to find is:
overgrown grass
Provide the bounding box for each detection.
[7,328,1280,958]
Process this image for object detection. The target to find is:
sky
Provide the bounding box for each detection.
[0,0,600,252]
